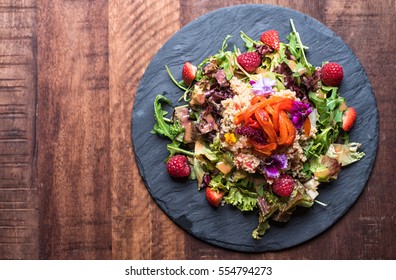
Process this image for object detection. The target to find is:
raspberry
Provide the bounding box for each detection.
[166,155,191,178]
[321,62,344,86]
[272,174,295,197]
[237,52,261,73]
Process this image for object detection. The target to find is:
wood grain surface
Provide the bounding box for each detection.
[0,0,394,260]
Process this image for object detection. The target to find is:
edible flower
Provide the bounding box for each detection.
[250,77,276,96]
[290,101,312,129]
[224,132,237,145]
[262,154,288,179]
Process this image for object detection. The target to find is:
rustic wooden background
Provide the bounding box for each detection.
[0,0,395,260]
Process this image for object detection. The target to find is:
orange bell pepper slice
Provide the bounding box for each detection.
[265,105,279,132]
[254,109,277,143]
[303,117,311,138]
[277,111,288,145]
[241,95,285,125]
[277,110,295,146]
[284,118,296,146]
[277,98,294,112]
[252,142,277,156]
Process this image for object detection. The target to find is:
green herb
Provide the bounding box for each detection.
[287,19,315,74]
[165,65,187,91]
[240,31,258,52]
[213,35,237,80]
[305,86,347,159]
[166,140,195,158]
[152,95,184,140]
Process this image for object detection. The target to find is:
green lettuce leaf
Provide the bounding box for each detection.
[326,143,365,166]
[224,187,258,212]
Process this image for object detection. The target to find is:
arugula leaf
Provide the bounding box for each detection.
[286,19,315,75]
[165,65,187,91]
[152,95,184,140]
[167,140,195,158]
[201,35,237,81]
[305,85,348,159]
[240,31,259,52]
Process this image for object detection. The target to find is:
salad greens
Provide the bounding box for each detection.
[152,19,364,239]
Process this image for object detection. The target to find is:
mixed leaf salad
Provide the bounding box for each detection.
[152,19,364,239]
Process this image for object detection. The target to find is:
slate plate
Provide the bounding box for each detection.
[131,4,378,252]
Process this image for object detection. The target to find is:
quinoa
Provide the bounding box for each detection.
[220,77,254,134]
[285,133,308,177]
[234,152,261,173]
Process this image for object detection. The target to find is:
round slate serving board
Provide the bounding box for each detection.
[132,4,378,252]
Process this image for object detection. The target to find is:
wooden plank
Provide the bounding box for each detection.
[108,0,185,259]
[0,0,38,259]
[36,0,111,259]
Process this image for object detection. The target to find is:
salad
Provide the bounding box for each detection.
[152,19,364,239]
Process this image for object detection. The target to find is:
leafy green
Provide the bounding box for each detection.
[209,174,261,211]
[224,187,258,212]
[192,157,205,188]
[152,95,184,140]
[286,19,315,75]
[252,192,279,239]
[309,155,342,182]
[326,143,365,166]
[215,35,237,80]
[240,31,259,52]
[166,140,195,158]
[305,87,347,159]
[165,65,188,91]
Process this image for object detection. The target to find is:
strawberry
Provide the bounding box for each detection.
[182,62,197,87]
[321,62,344,86]
[206,187,224,207]
[166,155,191,178]
[342,107,356,131]
[272,174,295,197]
[260,30,280,50]
[237,52,261,73]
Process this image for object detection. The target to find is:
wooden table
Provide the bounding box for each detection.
[0,0,394,260]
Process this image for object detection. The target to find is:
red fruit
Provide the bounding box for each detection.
[260,30,280,50]
[321,62,344,86]
[166,155,191,178]
[206,187,224,207]
[182,62,197,87]
[342,107,357,131]
[272,174,295,197]
[237,52,261,73]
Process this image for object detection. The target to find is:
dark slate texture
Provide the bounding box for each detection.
[131,4,378,252]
